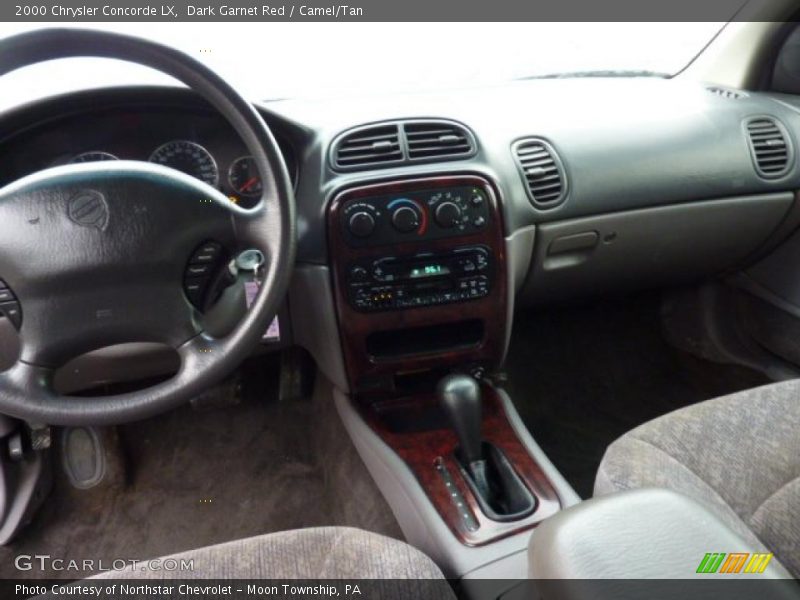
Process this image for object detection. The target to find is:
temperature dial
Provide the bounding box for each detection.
[391,206,420,233]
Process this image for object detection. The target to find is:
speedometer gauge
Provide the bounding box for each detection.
[149,140,218,187]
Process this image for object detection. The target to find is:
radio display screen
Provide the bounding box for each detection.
[408,263,451,279]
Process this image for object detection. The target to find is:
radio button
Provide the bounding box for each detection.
[349,266,369,282]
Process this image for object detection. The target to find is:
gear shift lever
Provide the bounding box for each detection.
[437,373,537,522]
[437,374,483,463]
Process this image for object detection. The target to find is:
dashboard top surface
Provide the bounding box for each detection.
[0,78,798,263]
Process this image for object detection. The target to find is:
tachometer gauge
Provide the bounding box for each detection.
[148,140,218,187]
[228,156,263,198]
[70,151,118,163]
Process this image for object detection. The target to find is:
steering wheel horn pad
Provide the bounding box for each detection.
[0,29,296,425]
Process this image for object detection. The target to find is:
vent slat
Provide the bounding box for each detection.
[333,125,403,168]
[517,149,550,159]
[406,130,459,138]
[339,141,400,154]
[343,134,400,143]
[522,158,558,169]
[746,117,790,179]
[406,141,471,151]
[513,138,566,208]
[332,120,475,170]
[526,172,561,182]
[405,122,474,160]
[337,155,402,165]
[408,149,472,157]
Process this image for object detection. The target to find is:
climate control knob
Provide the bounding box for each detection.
[435,201,462,228]
[348,211,376,238]
[391,206,420,233]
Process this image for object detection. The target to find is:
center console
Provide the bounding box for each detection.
[328,175,568,577]
[328,175,508,392]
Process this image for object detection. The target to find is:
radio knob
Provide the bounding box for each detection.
[435,201,462,228]
[349,265,368,282]
[391,206,420,233]
[348,211,376,238]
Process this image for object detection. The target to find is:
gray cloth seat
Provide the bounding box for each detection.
[90,526,454,595]
[595,379,800,577]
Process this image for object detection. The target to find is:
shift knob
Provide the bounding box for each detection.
[437,374,483,463]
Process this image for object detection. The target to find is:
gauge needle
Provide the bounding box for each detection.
[239,177,259,192]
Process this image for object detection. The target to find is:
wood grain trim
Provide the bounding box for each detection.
[327,175,508,391]
[365,384,562,546]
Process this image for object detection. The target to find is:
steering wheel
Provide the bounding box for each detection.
[0,29,296,426]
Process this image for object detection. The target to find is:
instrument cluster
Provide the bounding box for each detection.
[0,106,297,209]
[68,140,268,206]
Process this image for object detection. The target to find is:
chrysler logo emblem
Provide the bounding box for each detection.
[68,190,109,231]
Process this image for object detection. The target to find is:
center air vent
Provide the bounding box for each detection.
[331,119,475,171]
[332,124,403,169]
[512,138,567,208]
[746,117,792,179]
[405,122,474,160]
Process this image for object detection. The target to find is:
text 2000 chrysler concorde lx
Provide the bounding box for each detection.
[0,13,798,600]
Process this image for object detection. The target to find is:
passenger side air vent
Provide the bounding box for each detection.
[512,138,567,208]
[746,117,792,179]
[404,121,474,160]
[707,86,747,100]
[332,124,403,169]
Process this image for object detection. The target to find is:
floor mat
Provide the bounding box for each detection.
[0,357,401,579]
[503,293,768,499]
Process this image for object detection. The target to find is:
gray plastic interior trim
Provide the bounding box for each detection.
[506,226,536,295]
[529,488,793,581]
[289,264,349,393]
[494,387,581,508]
[502,226,536,365]
[520,193,794,305]
[332,377,579,578]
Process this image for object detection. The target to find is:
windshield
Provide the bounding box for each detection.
[0,22,725,107]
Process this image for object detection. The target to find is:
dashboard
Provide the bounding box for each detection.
[0,99,298,208]
[2,81,800,394]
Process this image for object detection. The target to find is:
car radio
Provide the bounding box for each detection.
[346,246,493,312]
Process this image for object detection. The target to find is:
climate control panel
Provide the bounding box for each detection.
[340,185,491,247]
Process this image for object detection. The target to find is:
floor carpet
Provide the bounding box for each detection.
[0,357,401,579]
[503,292,768,499]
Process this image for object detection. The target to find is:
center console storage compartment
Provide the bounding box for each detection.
[366,319,484,360]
